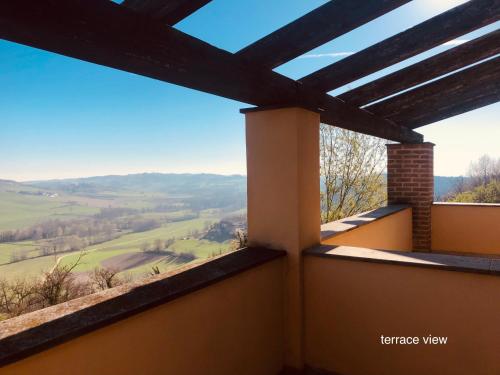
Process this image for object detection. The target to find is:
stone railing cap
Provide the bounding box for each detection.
[306,245,500,276]
[321,204,411,241]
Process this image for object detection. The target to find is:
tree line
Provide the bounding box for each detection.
[1,211,163,264]
[0,214,160,244]
[446,155,500,203]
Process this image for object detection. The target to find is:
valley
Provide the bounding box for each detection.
[0,174,247,283]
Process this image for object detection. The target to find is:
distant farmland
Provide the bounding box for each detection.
[0,174,247,283]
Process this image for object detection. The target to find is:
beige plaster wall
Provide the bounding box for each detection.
[304,256,500,375]
[432,203,500,255]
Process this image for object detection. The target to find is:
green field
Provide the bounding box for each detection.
[60,216,222,269]
[0,253,57,281]
[170,239,229,258]
[0,176,244,284]
[0,180,177,231]
[0,215,232,282]
[0,191,100,231]
[0,241,39,265]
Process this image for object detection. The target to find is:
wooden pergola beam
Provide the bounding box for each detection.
[366,56,500,128]
[236,0,410,69]
[121,0,211,25]
[0,0,423,143]
[339,29,500,107]
[318,96,422,143]
[300,0,500,92]
[0,0,291,105]
[401,87,499,129]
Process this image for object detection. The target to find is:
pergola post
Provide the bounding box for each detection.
[243,107,321,372]
[387,142,435,251]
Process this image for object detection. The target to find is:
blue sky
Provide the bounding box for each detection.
[0,0,498,181]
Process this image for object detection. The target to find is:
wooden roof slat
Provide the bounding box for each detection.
[318,95,422,143]
[365,56,500,128]
[0,0,294,106]
[339,29,500,106]
[122,0,211,25]
[300,0,500,92]
[400,87,499,129]
[236,0,410,70]
[0,0,422,143]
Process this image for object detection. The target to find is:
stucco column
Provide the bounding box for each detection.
[387,142,435,251]
[243,107,321,372]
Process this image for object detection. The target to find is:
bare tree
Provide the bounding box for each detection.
[140,241,151,252]
[91,267,123,290]
[37,252,89,307]
[446,154,500,203]
[153,239,164,252]
[0,252,90,319]
[320,125,387,223]
[468,154,500,186]
[0,278,37,317]
[164,238,175,248]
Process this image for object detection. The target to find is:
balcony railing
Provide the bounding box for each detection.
[1,204,499,375]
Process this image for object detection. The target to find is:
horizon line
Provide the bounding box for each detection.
[2,171,248,184]
[2,171,468,184]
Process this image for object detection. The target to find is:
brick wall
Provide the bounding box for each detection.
[387,142,434,251]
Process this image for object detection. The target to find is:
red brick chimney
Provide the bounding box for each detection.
[387,142,434,251]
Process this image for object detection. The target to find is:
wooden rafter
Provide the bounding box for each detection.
[0,0,422,143]
[300,0,500,92]
[400,87,499,129]
[122,0,211,25]
[340,29,500,106]
[366,57,500,128]
[236,0,410,69]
